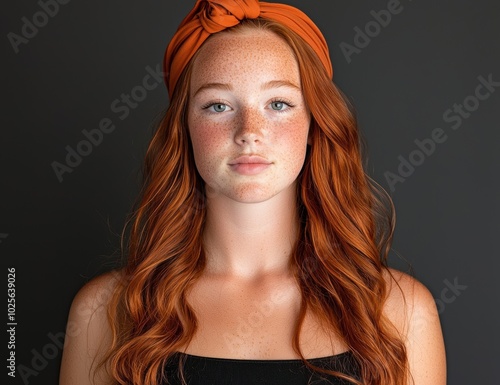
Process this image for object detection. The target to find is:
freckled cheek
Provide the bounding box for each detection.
[189,117,231,167]
[270,119,309,178]
[273,116,310,154]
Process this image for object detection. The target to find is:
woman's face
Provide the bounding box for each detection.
[187,29,311,203]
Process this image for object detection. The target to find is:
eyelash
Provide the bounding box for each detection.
[201,98,296,113]
[270,98,295,112]
[201,100,227,112]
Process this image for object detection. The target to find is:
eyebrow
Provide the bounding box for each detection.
[193,83,233,97]
[261,80,301,92]
[193,80,301,97]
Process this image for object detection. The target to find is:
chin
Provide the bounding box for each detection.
[229,191,276,204]
[228,183,293,204]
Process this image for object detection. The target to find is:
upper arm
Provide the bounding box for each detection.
[384,269,447,385]
[59,270,123,385]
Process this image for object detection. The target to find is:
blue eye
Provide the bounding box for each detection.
[212,103,227,113]
[271,101,285,111]
[270,99,295,111]
[202,102,229,113]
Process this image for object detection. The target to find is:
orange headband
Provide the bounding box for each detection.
[163,0,333,98]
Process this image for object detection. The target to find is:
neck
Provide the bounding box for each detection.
[202,184,299,280]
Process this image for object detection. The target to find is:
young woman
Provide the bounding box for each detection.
[59,1,446,384]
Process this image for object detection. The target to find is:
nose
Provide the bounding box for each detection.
[233,107,265,145]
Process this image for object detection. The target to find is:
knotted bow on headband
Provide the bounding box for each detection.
[163,0,333,98]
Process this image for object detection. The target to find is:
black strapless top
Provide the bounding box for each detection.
[163,351,361,385]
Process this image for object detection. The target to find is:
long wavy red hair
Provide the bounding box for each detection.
[95,18,408,385]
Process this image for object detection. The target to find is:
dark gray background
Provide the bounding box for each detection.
[1,1,498,384]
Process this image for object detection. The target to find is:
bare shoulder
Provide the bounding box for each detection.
[383,268,447,385]
[382,269,435,328]
[71,269,124,314]
[59,269,125,385]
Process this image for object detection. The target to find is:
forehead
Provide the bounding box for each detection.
[190,29,300,87]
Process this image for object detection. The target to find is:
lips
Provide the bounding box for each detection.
[228,155,272,176]
[228,155,272,166]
